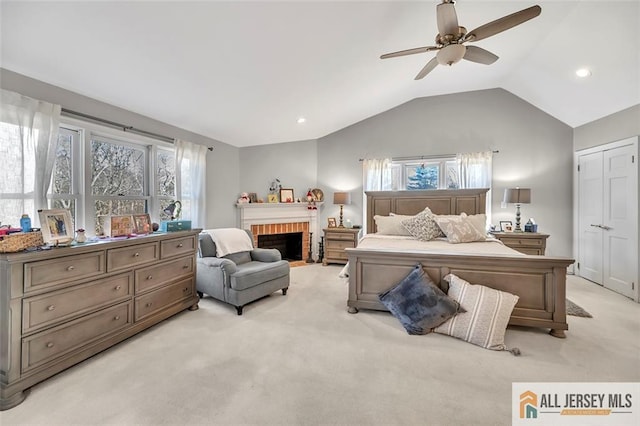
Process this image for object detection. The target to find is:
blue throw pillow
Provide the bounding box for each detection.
[378,265,464,335]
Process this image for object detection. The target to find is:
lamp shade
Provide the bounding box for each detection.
[503,188,531,204]
[333,191,351,205]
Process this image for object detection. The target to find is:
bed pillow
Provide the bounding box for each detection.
[373,214,413,236]
[401,208,445,241]
[378,265,464,335]
[435,213,487,243]
[434,274,519,350]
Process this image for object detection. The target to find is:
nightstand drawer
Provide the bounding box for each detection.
[327,240,356,250]
[499,237,543,247]
[325,232,357,241]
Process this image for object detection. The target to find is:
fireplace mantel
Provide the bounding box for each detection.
[236,202,323,259]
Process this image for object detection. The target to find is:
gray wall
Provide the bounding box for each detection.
[238,139,318,202]
[573,104,640,151]
[0,68,240,228]
[315,88,575,257]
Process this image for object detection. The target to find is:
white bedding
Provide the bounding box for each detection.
[352,233,525,257]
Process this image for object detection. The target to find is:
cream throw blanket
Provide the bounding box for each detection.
[204,228,254,257]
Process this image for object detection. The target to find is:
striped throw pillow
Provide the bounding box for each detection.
[434,274,519,350]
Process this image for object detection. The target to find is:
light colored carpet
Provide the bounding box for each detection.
[1,265,639,425]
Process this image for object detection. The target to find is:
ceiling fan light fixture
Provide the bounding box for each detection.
[436,43,466,66]
[576,68,591,78]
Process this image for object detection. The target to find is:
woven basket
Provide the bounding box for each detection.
[0,231,44,253]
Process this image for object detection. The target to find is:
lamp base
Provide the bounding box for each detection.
[514,204,523,232]
[338,204,345,228]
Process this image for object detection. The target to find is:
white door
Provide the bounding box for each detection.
[578,151,604,284]
[602,144,638,299]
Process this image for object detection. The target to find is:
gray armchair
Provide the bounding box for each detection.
[196,230,290,315]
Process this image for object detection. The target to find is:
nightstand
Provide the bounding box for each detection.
[322,227,361,265]
[491,232,549,255]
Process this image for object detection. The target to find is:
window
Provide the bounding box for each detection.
[395,158,459,190]
[0,118,176,235]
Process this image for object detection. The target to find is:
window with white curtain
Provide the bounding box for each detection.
[0,117,177,235]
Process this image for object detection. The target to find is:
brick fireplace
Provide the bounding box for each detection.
[237,202,321,262]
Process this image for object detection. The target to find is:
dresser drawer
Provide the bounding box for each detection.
[161,235,196,259]
[21,302,132,372]
[326,250,349,260]
[22,273,133,334]
[107,242,158,272]
[24,251,106,293]
[135,278,193,321]
[135,255,194,294]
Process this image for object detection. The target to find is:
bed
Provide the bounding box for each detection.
[345,188,574,338]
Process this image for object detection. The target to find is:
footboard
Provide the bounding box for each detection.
[346,248,574,337]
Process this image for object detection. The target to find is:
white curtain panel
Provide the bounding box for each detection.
[175,139,208,228]
[456,151,493,224]
[0,89,61,221]
[362,158,397,191]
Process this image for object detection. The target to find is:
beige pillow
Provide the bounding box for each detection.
[373,214,413,236]
[401,207,444,241]
[435,213,487,243]
[434,274,519,351]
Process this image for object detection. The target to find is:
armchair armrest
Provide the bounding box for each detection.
[250,248,282,263]
[197,257,238,275]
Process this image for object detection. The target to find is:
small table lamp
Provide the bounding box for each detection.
[333,191,351,228]
[503,188,531,232]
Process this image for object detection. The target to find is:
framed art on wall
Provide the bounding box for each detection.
[38,209,74,245]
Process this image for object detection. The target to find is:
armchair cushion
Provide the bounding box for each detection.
[230,260,290,291]
[251,248,282,263]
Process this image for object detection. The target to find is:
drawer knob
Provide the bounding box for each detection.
[67,265,75,271]
[133,252,140,257]
[182,265,189,269]
[183,287,189,292]
[146,302,152,307]
[46,342,54,348]
[177,243,183,248]
[146,275,153,280]
[47,305,55,311]
[114,285,122,291]
[114,315,120,321]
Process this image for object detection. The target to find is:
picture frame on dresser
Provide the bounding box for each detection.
[499,220,513,232]
[132,213,152,234]
[38,208,74,245]
[327,217,337,228]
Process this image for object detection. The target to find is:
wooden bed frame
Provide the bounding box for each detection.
[346,189,574,338]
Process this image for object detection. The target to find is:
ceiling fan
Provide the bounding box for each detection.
[381,0,542,80]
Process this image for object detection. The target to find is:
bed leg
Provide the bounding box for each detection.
[347,306,358,314]
[549,329,566,338]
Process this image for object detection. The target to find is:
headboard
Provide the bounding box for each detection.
[366,188,488,233]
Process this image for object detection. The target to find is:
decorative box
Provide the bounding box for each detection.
[0,231,44,253]
[160,220,192,232]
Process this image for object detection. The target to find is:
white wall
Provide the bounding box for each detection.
[0,68,240,229]
[573,104,640,151]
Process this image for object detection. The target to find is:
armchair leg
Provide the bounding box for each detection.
[282,288,288,296]
[197,291,203,299]
[236,305,244,315]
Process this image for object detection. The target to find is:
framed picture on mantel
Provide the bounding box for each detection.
[280,188,294,203]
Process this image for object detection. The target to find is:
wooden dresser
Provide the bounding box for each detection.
[491,232,549,255]
[0,230,201,410]
[322,227,361,265]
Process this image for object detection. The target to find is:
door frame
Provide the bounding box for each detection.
[573,136,639,301]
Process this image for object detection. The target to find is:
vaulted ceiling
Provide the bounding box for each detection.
[2,1,638,147]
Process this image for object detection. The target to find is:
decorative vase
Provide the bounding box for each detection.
[75,230,86,243]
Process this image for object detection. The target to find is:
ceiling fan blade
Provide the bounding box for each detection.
[436,2,459,37]
[380,46,439,59]
[463,46,499,65]
[414,57,439,80]
[465,5,542,42]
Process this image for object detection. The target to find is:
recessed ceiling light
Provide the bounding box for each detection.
[576,68,591,78]
[297,117,306,124]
